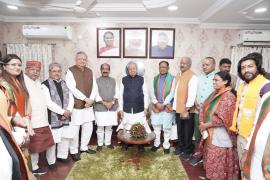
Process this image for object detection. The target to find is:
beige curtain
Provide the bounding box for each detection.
[261,48,270,71]
[230,46,262,75]
[6,43,53,81]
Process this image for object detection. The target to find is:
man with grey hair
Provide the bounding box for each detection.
[117,61,151,150]
[65,51,98,161]
[42,62,75,164]
[173,57,198,161]
[94,63,119,151]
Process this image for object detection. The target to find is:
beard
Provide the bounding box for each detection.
[243,72,257,83]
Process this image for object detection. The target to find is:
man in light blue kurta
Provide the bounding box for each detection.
[190,57,216,166]
[150,61,176,154]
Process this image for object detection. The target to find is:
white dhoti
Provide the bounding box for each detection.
[117,111,151,133]
[95,111,118,146]
[70,107,95,153]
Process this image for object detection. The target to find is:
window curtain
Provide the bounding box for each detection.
[261,48,270,72]
[230,46,262,75]
[6,43,53,81]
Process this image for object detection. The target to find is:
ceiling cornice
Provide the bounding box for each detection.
[1,16,270,29]
[199,0,234,22]
[0,16,200,24]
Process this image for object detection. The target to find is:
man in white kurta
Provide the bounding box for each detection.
[24,60,55,174]
[173,57,198,161]
[117,62,151,138]
[94,63,119,151]
[243,87,270,180]
[42,62,75,163]
[65,51,97,160]
[150,61,176,154]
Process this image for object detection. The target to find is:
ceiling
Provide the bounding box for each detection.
[0,0,270,28]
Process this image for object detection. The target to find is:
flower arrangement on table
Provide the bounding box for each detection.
[130,123,147,139]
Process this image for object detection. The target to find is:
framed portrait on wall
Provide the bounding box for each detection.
[123,28,148,58]
[150,28,175,59]
[97,28,121,58]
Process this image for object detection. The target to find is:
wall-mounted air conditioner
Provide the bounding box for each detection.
[238,30,270,43]
[22,25,72,40]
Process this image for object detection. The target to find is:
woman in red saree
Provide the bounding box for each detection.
[199,71,239,180]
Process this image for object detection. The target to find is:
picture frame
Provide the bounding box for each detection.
[150,28,175,59]
[97,28,121,58]
[123,28,148,58]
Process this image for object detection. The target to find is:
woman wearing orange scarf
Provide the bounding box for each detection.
[199,71,239,180]
[0,54,35,179]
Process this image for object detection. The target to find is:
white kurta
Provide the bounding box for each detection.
[245,91,270,180]
[41,82,76,141]
[117,77,151,133]
[94,81,119,127]
[65,69,98,125]
[24,74,49,128]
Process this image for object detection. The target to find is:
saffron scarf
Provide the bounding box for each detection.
[154,72,173,101]
[243,95,270,179]
[202,87,232,124]
[230,74,267,139]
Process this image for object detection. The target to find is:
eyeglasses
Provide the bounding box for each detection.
[5,63,23,68]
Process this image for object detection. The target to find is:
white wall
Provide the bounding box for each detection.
[2,22,240,84]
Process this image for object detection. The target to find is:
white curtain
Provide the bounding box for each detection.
[230,46,262,75]
[261,48,270,72]
[6,43,53,81]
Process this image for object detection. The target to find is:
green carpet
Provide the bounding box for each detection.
[67,146,188,180]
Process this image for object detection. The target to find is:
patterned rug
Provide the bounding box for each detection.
[67,146,188,180]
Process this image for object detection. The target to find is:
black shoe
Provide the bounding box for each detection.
[96,146,103,151]
[71,153,81,161]
[57,158,70,164]
[174,148,182,155]
[32,167,47,175]
[180,153,191,161]
[150,146,159,152]
[189,157,203,166]
[164,148,170,154]
[48,163,56,170]
[121,144,128,151]
[81,149,96,154]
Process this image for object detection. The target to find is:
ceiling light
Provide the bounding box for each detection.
[254,7,267,13]
[168,5,178,11]
[76,0,82,6]
[7,5,18,10]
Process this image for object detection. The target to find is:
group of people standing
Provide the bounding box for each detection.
[0,50,270,180]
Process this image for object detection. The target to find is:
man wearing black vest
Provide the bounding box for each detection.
[42,62,74,164]
[117,61,151,150]
[66,51,97,161]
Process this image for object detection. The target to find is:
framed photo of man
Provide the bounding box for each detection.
[150,28,175,59]
[97,28,121,58]
[123,28,148,58]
